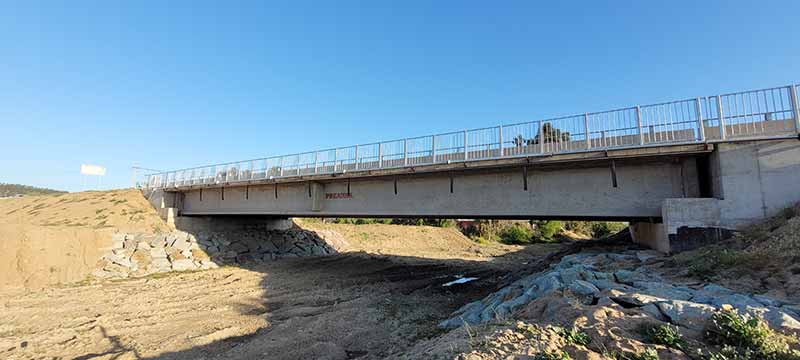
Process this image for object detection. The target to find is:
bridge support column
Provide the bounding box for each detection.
[632,198,731,254]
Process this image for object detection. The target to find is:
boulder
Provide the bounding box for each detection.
[762,307,800,334]
[656,300,716,331]
[569,280,600,297]
[633,281,693,301]
[171,259,196,271]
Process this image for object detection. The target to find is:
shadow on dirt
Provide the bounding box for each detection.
[74,228,634,360]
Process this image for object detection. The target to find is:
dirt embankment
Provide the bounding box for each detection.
[297,220,523,260]
[0,189,168,289]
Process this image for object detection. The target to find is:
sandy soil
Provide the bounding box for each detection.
[298,220,525,260]
[0,244,562,360]
[0,189,168,289]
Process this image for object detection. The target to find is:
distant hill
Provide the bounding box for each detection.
[0,183,66,197]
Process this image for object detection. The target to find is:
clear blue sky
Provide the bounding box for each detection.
[1,1,798,192]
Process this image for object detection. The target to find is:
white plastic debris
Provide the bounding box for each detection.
[443,277,479,287]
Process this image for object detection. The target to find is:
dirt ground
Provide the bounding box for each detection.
[0,190,167,288]
[0,243,561,359]
[0,190,569,359]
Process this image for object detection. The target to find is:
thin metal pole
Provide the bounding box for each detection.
[498,125,503,157]
[539,121,545,154]
[354,145,359,170]
[790,85,800,134]
[636,106,644,145]
[695,98,706,142]
[431,135,436,163]
[313,152,318,174]
[279,157,284,177]
[333,148,338,172]
[403,139,408,166]
[584,113,590,149]
[716,95,727,140]
[378,143,383,168]
[463,129,468,160]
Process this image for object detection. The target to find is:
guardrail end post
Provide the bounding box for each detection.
[695,97,706,142]
[790,85,800,135]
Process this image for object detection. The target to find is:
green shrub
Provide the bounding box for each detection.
[498,225,534,245]
[609,349,659,360]
[534,351,572,360]
[590,222,627,238]
[557,326,591,346]
[706,309,799,360]
[538,220,563,240]
[641,323,684,350]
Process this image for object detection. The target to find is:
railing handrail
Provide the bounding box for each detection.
[146,83,800,187]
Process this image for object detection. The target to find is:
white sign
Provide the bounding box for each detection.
[81,164,106,176]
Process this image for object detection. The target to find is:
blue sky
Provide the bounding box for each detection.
[1,1,798,192]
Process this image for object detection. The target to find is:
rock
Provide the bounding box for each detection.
[106,254,132,268]
[614,270,648,285]
[569,280,600,297]
[633,281,693,301]
[150,258,171,272]
[753,294,785,308]
[596,297,615,306]
[641,303,668,322]
[171,237,192,252]
[762,307,800,334]
[171,259,196,271]
[710,294,765,312]
[227,242,249,254]
[636,250,662,262]
[656,300,716,331]
[150,247,167,259]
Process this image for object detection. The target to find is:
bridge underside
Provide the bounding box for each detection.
[168,144,709,220]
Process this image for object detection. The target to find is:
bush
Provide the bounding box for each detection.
[706,309,800,359]
[557,326,591,346]
[498,225,534,245]
[534,351,572,360]
[608,349,659,360]
[590,222,627,238]
[641,323,684,350]
[537,220,563,240]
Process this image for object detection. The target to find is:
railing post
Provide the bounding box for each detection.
[716,95,727,140]
[431,135,437,163]
[313,152,318,174]
[378,143,383,168]
[584,113,591,149]
[790,85,800,135]
[636,105,644,145]
[354,145,359,170]
[498,125,503,157]
[695,97,706,142]
[279,158,284,177]
[539,121,545,154]
[403,139,408,166]
[333,148,338,172]
[463,129,468,160]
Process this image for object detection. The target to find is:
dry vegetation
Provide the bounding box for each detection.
[669,203,800,302]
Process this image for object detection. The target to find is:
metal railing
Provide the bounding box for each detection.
[145,84,800,189]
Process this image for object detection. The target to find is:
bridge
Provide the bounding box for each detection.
[145,84,800,252]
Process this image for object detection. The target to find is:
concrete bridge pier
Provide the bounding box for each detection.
[632,139,800,253]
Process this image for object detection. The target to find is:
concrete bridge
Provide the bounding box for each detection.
[146,84,800,252]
